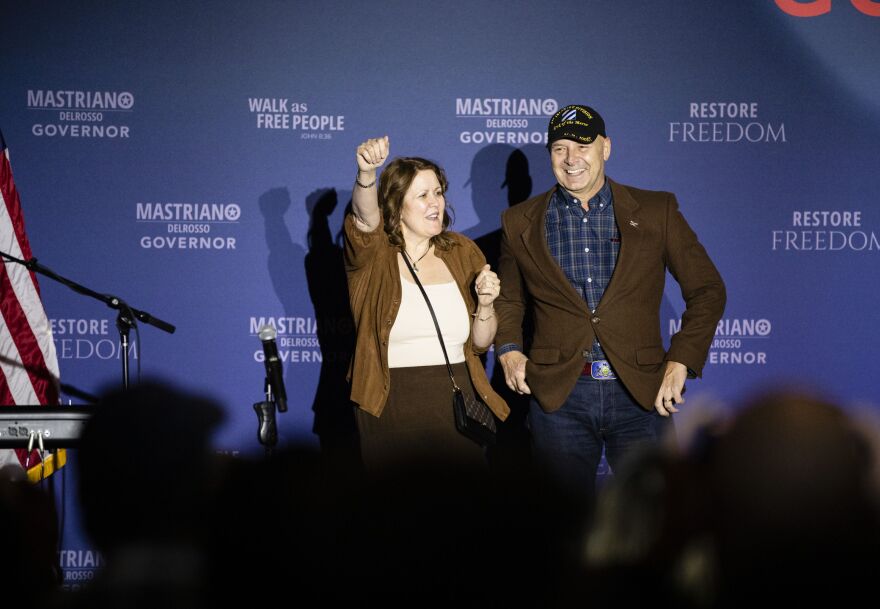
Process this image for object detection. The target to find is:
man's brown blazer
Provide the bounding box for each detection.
[494,178,726,412]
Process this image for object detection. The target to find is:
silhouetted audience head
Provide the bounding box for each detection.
[0,475,62,605]
[77,380,225,551]
[333,458,588,608]
[581,445,711,608]
[202,445,337,607]
[204,450,587,608]
[706,390,880,606]
[69,380,225,609]
[59,383,880,609]
[583,389,880,608]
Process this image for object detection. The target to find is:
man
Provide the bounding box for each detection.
[495,104,725,497]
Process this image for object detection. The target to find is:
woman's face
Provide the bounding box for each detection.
[399,169,446,243]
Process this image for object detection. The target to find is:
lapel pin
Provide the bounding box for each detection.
[629,220,639,228]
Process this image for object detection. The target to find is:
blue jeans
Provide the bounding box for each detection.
[528,374,674,499]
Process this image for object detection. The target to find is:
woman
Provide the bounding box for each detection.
[344,135,509,471]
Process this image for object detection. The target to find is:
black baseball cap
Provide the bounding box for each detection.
[547,104,606,147]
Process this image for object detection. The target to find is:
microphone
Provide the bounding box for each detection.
[258,324,288,412]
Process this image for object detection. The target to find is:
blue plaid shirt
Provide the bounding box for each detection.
[545,180,619,359]
[498,179,619,361]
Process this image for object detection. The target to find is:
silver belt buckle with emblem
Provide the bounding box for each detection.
[591,360,616,380]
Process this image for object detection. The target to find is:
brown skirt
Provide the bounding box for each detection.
[355,362,487,473]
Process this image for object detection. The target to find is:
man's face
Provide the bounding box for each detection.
[549,136,611,201]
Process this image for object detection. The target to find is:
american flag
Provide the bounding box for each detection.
[0,129,62,478]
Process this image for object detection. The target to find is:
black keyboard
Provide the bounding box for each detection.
[0,406,92,448]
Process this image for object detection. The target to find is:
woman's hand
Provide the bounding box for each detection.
[356,136,389,174]
[471,264,500,350]
[475,264,500,307]
[351,136,389,231]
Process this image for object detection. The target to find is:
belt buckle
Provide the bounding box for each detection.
[590,360,616,380]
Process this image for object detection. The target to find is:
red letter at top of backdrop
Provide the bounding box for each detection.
[776,0,880,16]
[775,0,831,16]
[851,0,880,16]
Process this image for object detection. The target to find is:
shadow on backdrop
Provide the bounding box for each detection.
[304,188,362,479]
[465,144,536,477]
[260,187,362,478]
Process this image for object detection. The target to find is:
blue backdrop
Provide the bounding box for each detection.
[2,0,879,586]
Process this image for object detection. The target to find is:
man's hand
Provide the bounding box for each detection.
[654,360,688,416]
[498,351,531,395]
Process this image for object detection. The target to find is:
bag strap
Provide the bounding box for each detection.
[400,251,461,393]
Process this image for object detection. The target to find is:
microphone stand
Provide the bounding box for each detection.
[1,250,176,390]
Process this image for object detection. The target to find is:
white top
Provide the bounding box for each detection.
[388,277,469,368]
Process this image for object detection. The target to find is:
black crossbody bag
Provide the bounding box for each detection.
[401,254,497,447]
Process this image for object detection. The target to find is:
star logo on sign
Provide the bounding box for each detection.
[225,205,241,221]
[118,92,134,109]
